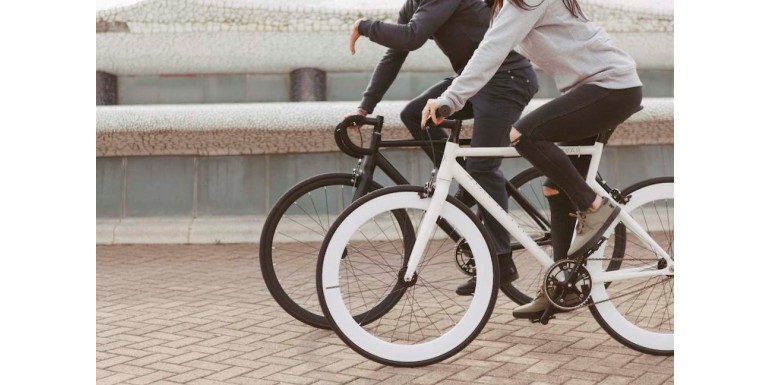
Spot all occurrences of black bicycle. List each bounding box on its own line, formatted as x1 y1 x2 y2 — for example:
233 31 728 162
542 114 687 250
259 115 631 329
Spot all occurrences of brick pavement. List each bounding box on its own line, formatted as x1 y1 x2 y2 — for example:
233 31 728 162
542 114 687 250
96 244 673 385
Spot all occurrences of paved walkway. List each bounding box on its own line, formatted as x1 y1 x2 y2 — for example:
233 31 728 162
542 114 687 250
97 244 674 385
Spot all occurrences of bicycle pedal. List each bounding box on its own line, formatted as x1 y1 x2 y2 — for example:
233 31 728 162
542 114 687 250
526 314 555 324
538 306 556 325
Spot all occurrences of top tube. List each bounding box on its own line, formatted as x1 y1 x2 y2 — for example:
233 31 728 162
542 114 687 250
454 143 605 158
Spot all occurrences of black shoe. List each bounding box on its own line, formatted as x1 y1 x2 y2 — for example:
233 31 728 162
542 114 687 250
456 277 476 296
498 252 520 283
456 252 519 296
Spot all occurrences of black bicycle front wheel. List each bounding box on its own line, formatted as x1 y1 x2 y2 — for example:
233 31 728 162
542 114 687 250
259 173 413 329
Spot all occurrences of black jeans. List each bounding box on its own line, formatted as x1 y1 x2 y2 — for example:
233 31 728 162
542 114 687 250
513 84 643 259
401 66 538 255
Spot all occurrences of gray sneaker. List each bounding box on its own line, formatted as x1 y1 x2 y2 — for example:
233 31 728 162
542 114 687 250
511 291 551 318
512 289 578 318
567 197 621 259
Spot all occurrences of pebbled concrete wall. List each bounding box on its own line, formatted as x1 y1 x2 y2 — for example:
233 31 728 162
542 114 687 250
96 0 674 75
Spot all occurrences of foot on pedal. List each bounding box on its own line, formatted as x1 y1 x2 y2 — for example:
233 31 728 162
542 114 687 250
566 197 620 259
512 291 551 319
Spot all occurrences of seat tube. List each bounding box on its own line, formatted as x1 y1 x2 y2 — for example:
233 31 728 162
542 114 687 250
585 143 603 185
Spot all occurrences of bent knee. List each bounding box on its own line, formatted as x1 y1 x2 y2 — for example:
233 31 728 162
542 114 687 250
542 185 560 197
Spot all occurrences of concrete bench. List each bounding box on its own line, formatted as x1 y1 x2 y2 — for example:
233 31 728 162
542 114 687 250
97 98 673 157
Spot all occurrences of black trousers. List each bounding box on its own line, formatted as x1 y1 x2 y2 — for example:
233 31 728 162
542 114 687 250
400 66 539 255
513 84 643 260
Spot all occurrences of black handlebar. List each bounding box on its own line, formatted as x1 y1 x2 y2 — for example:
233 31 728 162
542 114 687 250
335 115 463 158
437 104 452 118
334 115 383 157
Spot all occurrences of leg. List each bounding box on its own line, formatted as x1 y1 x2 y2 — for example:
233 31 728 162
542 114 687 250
543 138 593 261
467 68 535 256
511 85 643 210
400 77 474 167
511 85 643 318
455 67 538 296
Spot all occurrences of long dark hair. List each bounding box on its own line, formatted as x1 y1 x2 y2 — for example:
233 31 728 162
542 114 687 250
489 0 587 21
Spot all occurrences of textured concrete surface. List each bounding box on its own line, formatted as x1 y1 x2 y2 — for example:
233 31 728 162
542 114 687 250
96 0 673 75
96 31 673 76
96 243 674 385
96 98 674 157
116 69 673 105
95 144 673 244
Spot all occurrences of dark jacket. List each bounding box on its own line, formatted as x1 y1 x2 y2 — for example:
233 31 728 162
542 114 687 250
357 0 531 113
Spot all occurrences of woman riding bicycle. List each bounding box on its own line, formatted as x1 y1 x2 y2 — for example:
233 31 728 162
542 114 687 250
421 0 644 317
348 0 538 295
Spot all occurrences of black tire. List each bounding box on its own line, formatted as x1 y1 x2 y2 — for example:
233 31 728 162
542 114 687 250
501 167 626 304
259 173 413 329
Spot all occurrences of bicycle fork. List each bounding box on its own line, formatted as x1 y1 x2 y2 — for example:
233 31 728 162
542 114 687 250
402 177 452 282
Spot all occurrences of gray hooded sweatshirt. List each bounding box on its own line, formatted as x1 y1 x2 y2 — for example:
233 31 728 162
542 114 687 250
437 0 642 114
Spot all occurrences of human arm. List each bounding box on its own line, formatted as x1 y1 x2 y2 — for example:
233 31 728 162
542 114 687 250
353 3 413 114
357 0 461 51
433 0 547 115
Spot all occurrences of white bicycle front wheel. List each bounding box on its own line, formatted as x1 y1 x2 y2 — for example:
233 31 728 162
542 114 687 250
588 178 674 354
317 186 498 367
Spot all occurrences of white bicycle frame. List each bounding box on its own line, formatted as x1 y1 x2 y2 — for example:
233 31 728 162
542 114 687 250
402 141 674 285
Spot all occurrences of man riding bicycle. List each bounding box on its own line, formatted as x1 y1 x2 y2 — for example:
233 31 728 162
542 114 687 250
347 0 538 295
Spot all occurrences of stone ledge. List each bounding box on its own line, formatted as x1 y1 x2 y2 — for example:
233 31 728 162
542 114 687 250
96 98 674 157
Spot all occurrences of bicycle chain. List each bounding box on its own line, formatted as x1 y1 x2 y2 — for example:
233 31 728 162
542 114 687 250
558 258 673 311
540 254 672 312
589 276 673 307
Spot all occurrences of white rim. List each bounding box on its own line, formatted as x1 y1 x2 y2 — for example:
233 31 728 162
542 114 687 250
321 191 494 364
588 182 674 352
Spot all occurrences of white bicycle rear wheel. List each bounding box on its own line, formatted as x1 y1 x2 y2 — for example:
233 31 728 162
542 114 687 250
317 186 498 367
588 178 674 354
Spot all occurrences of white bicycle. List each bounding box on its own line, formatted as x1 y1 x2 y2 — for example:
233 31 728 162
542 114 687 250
316 118 674 367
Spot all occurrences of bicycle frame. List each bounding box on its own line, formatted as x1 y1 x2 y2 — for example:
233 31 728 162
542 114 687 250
402 140 675 285
337 117 552 232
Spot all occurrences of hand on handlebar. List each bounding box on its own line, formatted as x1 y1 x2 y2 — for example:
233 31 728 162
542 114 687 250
421 98 449 129
344 108 368 130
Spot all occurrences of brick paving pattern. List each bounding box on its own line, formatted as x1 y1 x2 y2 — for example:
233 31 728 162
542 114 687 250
97 244 673 385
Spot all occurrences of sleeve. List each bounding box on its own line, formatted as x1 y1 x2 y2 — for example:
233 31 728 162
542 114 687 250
358 4 412 113
357 0 461 51
437 0 546 114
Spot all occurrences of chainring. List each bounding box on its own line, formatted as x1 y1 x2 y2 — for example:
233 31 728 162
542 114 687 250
543 260 593 311
454 239 476 276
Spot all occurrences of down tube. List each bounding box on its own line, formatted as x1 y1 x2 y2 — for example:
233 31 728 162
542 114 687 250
450 161 553 267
